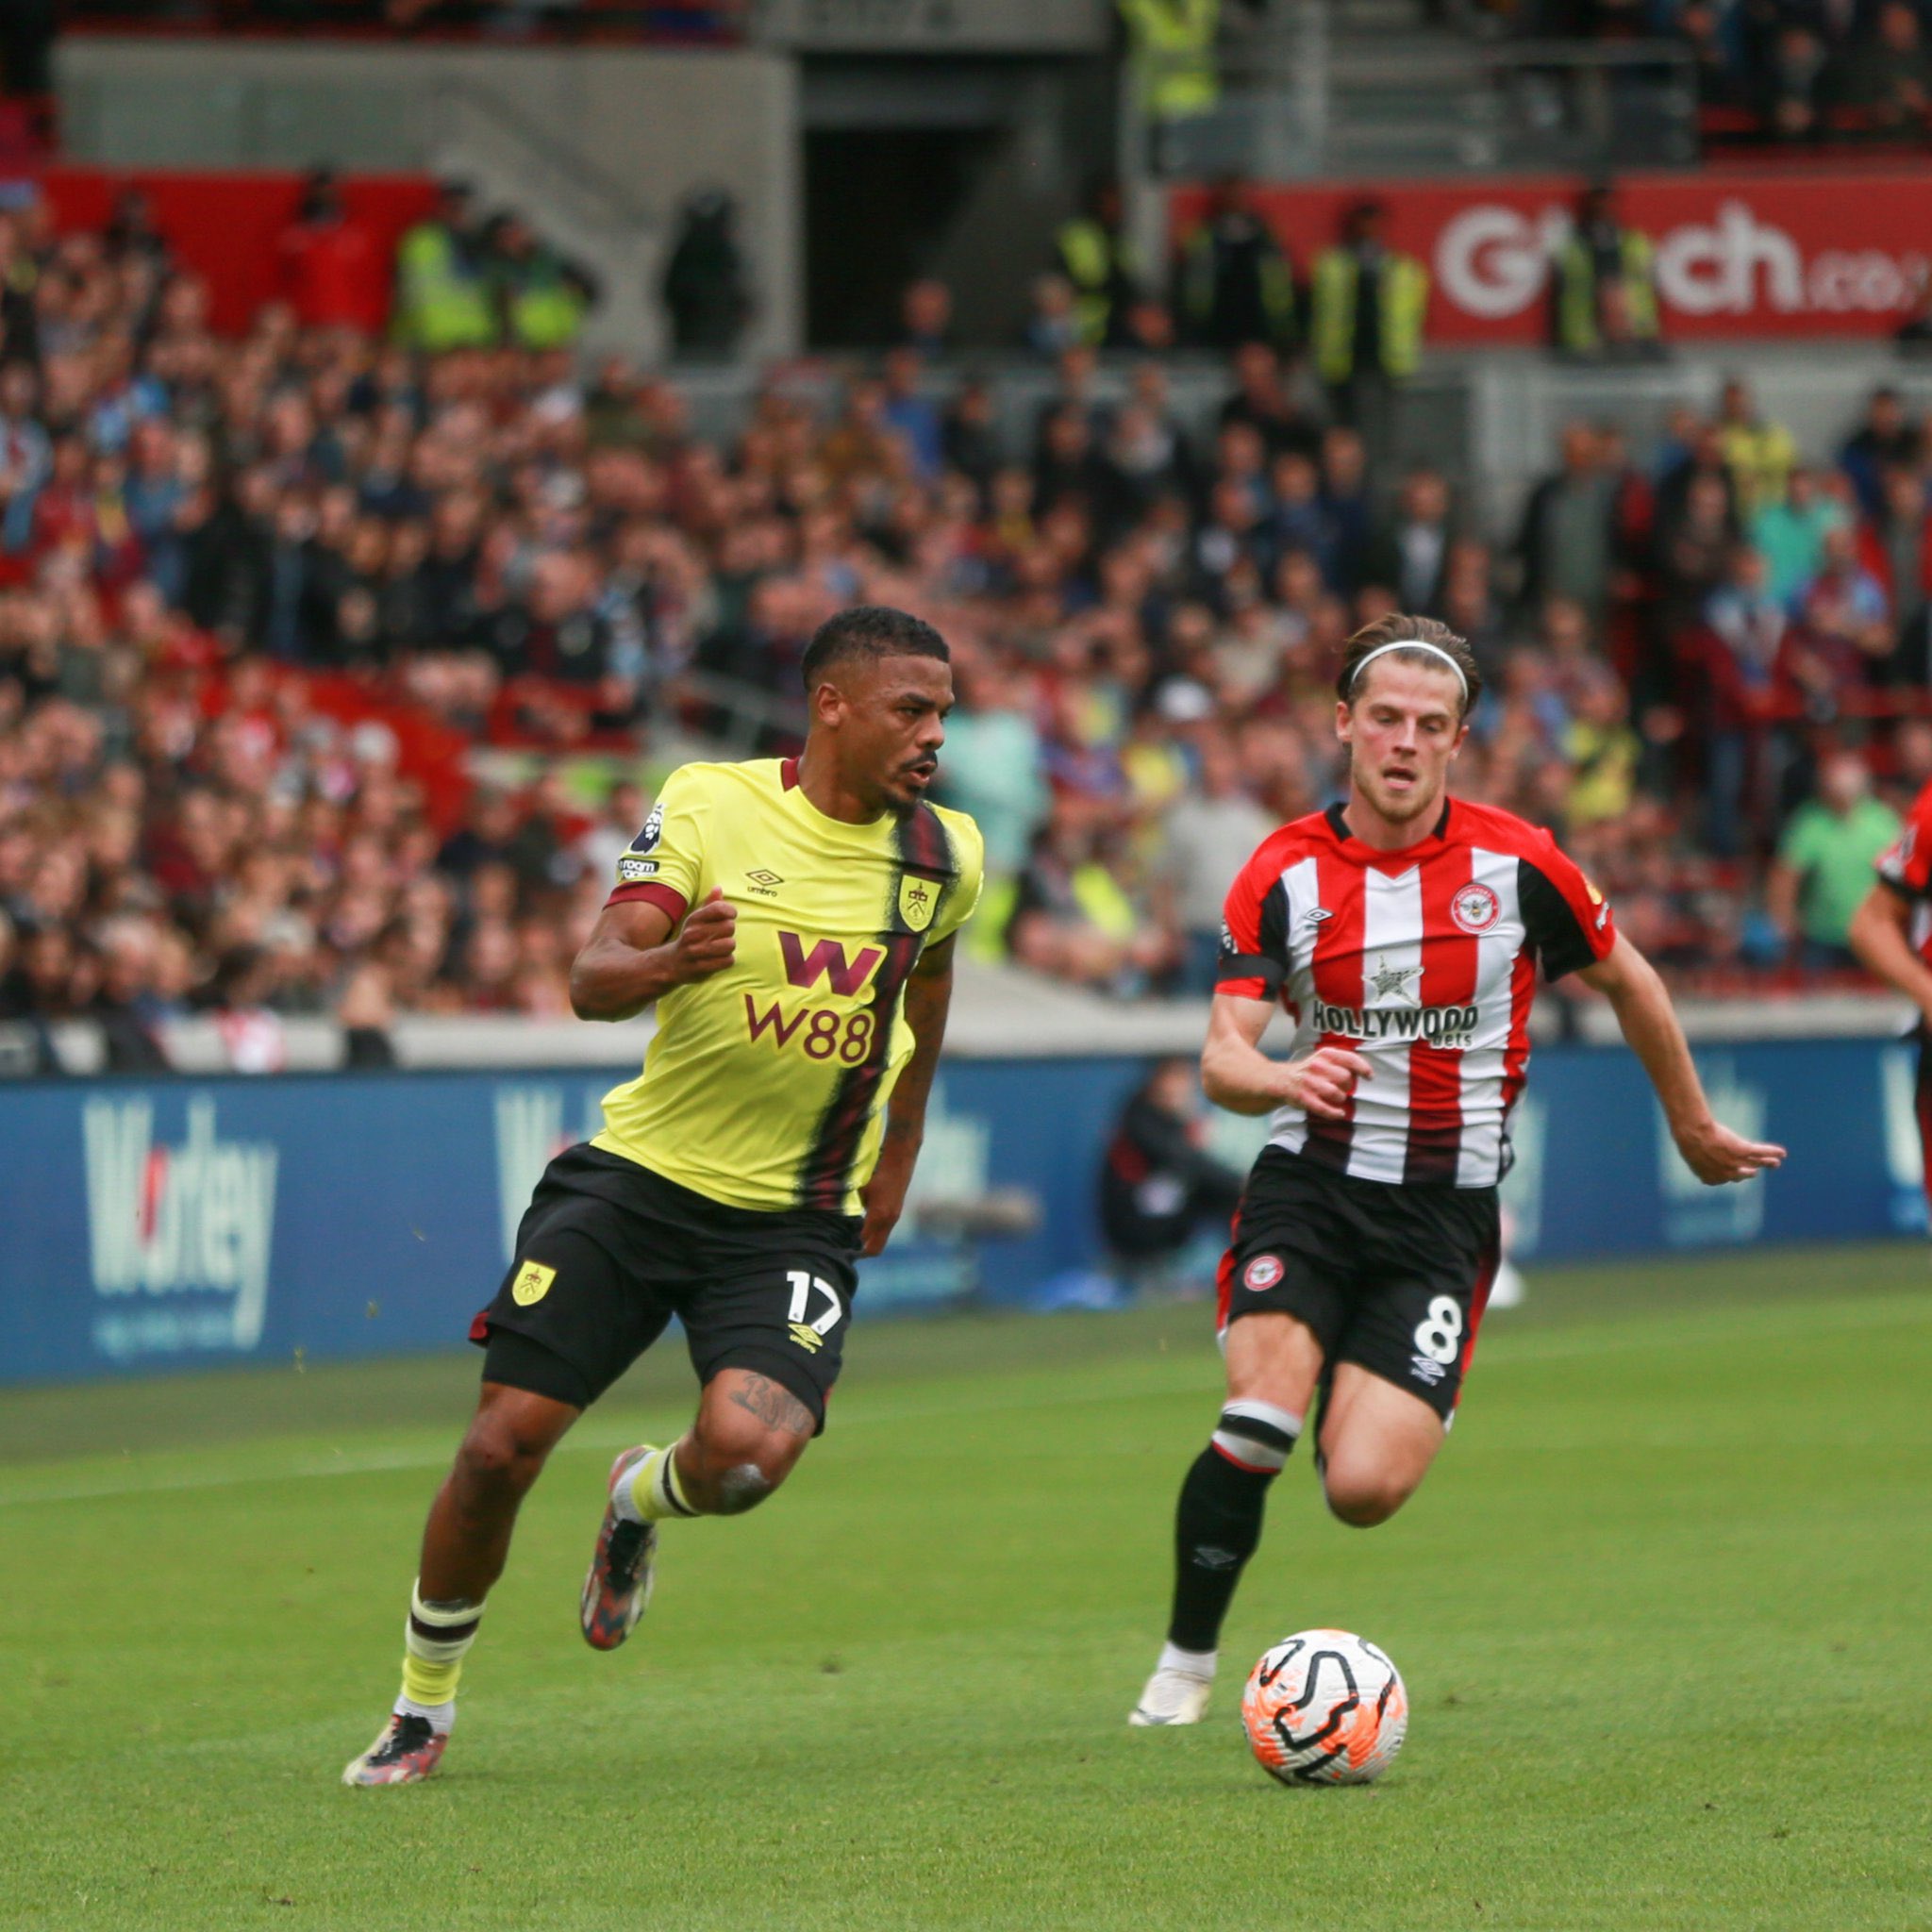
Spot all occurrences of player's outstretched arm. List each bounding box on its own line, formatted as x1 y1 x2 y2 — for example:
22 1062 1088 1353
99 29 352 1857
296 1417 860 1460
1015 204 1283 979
1577 932 1785 1186
1200 992 1373 1120
859 933 957 1257
1847 884 1932 1023
569 890 737 1022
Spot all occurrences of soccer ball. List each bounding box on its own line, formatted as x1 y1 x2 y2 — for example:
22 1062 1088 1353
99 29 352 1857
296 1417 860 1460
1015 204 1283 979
1241 1628 1408 1785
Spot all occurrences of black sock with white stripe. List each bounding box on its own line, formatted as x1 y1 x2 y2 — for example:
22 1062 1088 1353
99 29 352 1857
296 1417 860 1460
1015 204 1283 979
1165 1401 1301 1657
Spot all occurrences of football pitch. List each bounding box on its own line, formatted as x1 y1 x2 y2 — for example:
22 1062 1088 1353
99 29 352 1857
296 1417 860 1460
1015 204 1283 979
3 1243 1928 1932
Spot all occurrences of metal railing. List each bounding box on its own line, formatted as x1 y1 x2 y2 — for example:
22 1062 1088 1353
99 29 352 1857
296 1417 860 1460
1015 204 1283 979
1470 40 1698 173
1123 20 1698 181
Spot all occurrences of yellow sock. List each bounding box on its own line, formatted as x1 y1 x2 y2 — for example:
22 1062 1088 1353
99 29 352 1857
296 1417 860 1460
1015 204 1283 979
627 1444 697 1522
398 1581 484 1709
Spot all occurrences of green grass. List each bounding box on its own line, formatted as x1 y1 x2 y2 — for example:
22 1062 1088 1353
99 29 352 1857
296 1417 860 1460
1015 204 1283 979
3 1242 1929 1931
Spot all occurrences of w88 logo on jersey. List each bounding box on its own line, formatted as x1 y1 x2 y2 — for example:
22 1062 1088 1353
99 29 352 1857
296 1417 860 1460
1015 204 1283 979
742 992 875 1063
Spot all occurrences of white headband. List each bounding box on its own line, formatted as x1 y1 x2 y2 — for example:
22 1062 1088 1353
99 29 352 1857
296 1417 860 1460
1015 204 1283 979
1348 639 1469 704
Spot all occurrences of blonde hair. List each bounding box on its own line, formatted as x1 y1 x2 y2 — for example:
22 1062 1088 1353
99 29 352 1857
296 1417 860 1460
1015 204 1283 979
1337 615 1481 720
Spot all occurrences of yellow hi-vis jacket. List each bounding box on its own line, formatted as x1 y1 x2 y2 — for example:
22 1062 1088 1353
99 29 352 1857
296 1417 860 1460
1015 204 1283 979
1310 246 1429 384
1055 217 1133 347
1554 227 1659 354
392 223 497 352
1118 0 1220 119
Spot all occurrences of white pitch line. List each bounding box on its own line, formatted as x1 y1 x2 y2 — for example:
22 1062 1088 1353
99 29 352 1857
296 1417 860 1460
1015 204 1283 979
2 1292 1925 1509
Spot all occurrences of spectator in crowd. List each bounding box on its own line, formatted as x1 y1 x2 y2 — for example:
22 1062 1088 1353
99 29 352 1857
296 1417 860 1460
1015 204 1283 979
1551 182 1660 363
660 188 752 360
1676 0 1749 110
1563 662 1643 828
1308 198 1428 459
1157 730 1276 991
1695 542 1788 854
278 168 387 337
1824 0 1932 134
1364 467 1458 617
1518 421 1620 623
1175 180 1298 355
6 169 1932 1067
1218 341 1321 461
1024 274 1083 359
1757 22 1829 141
1750 464 1846 605
1717 377 1797 522
485 212 597 351
1098 1057 1244 1294
896 277 954 358
1767 750 1901 971
934 655 1049 906
1855 466 1932 652
1055 179 1143 351
1117 0 1222 125
1007 803 1179 996
1840 386 1920 520
391 180 495 353
1796 522 1892 680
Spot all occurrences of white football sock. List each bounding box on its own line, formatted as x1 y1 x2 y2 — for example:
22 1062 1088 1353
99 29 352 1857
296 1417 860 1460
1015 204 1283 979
393 1694 455 1736
1158 1641 1217 1681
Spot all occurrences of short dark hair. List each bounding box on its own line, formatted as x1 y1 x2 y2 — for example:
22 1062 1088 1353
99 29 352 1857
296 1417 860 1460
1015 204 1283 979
800 605 949 691
1336 614 1482 720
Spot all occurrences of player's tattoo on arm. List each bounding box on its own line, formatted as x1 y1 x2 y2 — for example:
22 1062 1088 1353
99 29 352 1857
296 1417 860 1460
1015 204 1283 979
727 1372 816 1439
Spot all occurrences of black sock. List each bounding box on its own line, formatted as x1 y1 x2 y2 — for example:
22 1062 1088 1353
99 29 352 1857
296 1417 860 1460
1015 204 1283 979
1166 1409 1297 1654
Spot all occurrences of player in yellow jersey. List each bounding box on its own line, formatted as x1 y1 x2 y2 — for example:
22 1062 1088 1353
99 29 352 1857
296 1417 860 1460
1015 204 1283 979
344 607 983 1786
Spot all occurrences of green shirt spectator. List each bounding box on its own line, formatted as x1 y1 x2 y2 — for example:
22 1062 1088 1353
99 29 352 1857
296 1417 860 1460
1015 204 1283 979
1769 754 1900 965
1748 468 1846 605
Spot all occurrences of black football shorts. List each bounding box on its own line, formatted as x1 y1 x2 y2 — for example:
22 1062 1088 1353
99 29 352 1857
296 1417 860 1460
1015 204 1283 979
471 1144 862 1431
1216 1145 1501 1422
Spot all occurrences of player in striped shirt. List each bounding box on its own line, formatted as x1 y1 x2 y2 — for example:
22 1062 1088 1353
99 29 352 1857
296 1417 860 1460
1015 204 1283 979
1848 772 1932 1209
1130 614 1783 1727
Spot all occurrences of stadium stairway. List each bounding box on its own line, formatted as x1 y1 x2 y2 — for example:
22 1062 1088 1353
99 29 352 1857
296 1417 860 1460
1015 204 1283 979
1324 0 1496 177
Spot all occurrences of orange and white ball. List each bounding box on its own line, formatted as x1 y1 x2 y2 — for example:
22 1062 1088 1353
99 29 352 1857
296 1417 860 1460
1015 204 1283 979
1241 1629 1408 1785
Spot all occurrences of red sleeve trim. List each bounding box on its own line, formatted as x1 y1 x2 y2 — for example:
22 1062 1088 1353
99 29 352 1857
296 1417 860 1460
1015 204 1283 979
604 882 690 922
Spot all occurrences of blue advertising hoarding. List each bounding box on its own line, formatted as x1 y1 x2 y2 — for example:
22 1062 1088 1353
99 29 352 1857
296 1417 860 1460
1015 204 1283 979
0 1037 1924 1387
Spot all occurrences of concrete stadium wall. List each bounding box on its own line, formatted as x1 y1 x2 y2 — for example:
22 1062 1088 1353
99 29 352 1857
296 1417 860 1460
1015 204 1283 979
54 36 801 361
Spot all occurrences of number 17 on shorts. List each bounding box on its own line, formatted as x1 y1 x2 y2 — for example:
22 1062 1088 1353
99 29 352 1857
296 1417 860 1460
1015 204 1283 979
786 1270 843 1355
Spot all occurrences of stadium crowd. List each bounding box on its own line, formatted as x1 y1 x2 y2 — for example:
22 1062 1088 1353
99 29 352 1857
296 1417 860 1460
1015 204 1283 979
0 177 1926 1068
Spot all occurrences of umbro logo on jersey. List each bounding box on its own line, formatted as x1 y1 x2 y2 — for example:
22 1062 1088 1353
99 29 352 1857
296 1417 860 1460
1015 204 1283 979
746 870 783 887
1301 906 1333 925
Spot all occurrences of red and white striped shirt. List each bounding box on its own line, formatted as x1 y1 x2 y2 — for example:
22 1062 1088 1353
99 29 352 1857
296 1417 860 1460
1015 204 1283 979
1875 775 1932 965
1216 798 1616 1189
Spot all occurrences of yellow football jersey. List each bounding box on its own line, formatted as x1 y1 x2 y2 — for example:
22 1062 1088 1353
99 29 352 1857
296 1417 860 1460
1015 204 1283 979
592 758 984 1214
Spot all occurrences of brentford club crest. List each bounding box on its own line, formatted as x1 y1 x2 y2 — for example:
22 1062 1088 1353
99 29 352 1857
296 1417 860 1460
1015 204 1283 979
1449 882 1502 935
1243 1255 1285 1292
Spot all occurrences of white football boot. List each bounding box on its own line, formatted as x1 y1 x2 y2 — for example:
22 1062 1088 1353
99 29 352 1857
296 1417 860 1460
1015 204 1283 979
1129 1664 1213 1727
